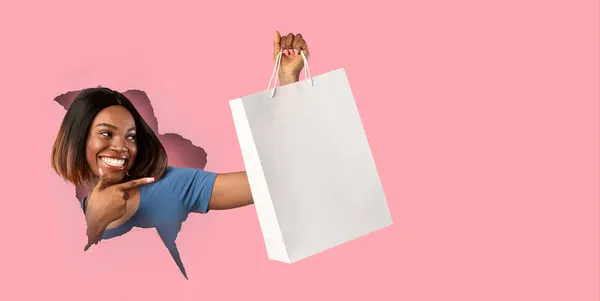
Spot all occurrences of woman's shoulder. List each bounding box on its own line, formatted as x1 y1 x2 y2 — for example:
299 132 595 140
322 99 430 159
153 166 217 184
139 167 195 196
139 166 218 212
161 166 204 178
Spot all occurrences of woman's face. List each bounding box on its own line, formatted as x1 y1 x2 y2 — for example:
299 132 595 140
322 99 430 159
86 105 138 184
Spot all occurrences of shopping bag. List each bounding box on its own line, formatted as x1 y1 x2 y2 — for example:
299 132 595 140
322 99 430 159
229 50 393 263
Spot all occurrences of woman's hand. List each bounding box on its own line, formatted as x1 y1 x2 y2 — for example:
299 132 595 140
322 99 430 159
83 168 154 251
273 31 310 85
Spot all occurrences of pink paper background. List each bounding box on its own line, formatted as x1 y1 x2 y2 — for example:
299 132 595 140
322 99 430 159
0 0 598 300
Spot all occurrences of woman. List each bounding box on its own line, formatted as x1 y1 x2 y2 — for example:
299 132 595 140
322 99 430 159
51 32 309 278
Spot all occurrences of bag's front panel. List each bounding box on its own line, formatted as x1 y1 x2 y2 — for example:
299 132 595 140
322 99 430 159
240 69 392 262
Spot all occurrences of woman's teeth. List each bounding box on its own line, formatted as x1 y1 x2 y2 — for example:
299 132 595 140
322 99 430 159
101 157 125 167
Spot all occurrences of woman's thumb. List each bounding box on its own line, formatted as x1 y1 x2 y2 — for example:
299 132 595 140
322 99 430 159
273 31 282 55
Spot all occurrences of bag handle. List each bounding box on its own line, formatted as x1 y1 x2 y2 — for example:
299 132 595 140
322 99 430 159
267 50 313 97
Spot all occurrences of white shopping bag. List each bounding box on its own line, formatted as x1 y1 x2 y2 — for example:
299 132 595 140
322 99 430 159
229 51 393 263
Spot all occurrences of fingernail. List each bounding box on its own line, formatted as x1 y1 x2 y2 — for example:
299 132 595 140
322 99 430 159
283 49 289 56
146 177 155 183
294 49 299 55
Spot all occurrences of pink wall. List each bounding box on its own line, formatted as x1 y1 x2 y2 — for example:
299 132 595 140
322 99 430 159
0 0 598 300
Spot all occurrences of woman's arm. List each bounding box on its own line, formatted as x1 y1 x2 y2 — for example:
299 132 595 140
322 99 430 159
208 172 254 210
279 73 299 86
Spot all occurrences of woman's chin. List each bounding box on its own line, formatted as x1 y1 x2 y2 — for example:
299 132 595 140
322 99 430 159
96 162 129 182
104 171 126 184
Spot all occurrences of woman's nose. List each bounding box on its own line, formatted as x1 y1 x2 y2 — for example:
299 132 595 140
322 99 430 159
110 138 129 151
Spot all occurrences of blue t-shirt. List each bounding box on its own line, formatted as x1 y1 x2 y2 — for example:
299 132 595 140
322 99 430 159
81 166 218 279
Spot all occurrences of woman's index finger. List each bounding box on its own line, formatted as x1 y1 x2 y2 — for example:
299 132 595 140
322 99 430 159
117 177 155 191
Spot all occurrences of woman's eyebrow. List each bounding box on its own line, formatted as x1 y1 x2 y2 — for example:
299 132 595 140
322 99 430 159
95 123 136 132
95 123 118 129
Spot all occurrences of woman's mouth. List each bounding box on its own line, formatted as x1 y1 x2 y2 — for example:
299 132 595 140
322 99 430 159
99 156 128 170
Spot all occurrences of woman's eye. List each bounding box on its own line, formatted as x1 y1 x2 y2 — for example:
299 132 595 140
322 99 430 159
100 132 111 138
127 135 137 141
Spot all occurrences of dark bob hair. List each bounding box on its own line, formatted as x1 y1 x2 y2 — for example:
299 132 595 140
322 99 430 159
51 87 168 187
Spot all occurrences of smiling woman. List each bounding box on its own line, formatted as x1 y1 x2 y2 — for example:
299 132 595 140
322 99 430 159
49 31 310 279
51 88 168 187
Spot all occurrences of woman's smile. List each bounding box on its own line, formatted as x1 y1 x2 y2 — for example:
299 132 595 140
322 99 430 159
99 156 128 170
